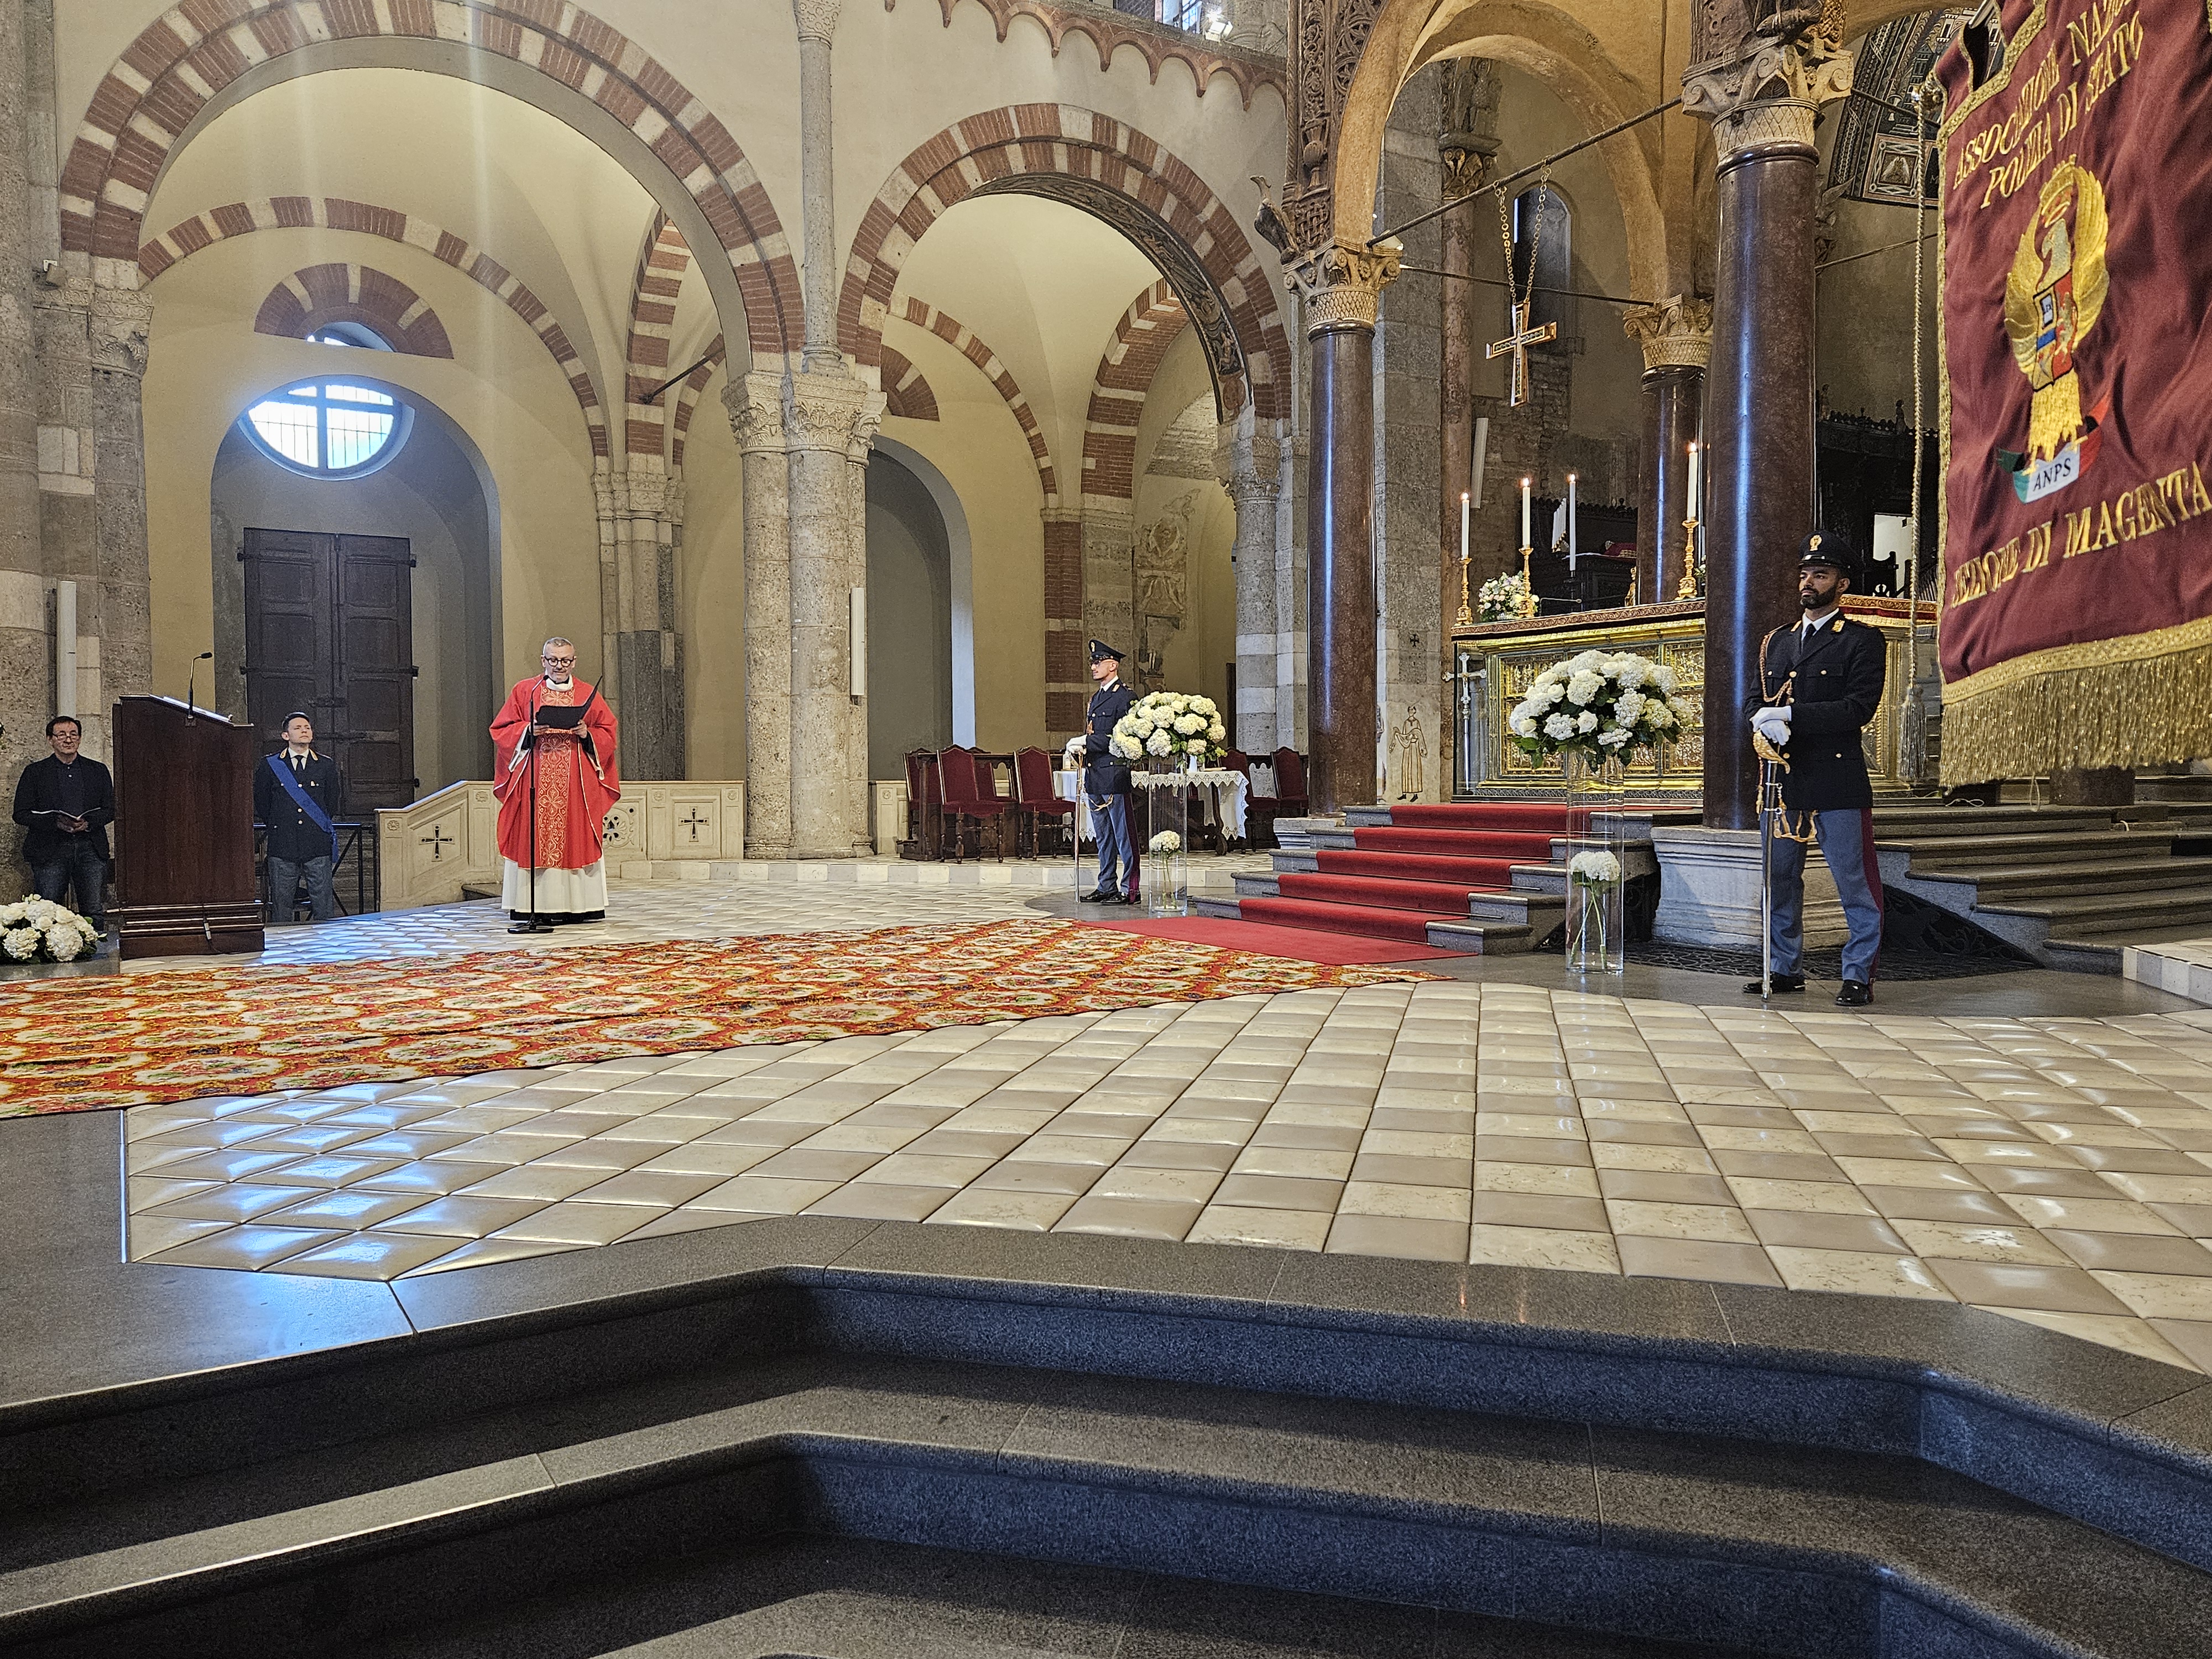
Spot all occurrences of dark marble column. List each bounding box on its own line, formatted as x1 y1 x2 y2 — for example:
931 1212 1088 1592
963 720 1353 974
1644 366 1703 602
1691 101 1824 831
1293 242 1399 817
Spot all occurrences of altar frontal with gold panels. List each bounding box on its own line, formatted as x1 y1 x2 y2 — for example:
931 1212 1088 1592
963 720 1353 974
1452 599 1934 797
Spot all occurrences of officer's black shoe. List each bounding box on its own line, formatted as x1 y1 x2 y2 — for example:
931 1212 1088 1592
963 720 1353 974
1836 980 1874 1006
1743 973 1806 995
1081 888 1117 903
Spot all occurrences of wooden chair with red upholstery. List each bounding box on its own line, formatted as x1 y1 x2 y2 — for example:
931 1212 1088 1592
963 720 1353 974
1013 746 1076 857
901 749 943 859
936 745 1011 862
1248 748 1310 850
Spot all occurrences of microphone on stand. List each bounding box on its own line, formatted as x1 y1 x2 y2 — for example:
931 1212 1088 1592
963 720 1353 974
186 652 213 718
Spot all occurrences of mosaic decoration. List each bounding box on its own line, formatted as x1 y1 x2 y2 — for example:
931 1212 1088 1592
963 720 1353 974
1828 11 1969 205
0 922 1435 1117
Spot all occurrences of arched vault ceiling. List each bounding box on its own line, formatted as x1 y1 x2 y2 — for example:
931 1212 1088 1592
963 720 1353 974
144 69 656 413
894 195 1164 503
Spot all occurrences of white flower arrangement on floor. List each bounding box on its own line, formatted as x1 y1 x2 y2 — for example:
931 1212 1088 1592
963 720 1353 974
0 898 102 963
1149 831 1182 855
1568 850 1621 888
1475 571 1531 622
1108 691 1228 766
1506 649 1695 764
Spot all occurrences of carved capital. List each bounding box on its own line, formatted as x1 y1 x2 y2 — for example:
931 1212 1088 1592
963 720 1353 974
89 281 154 376
781 368 872 454
792 0 842 43
663 477 688 527
1287 239 1402 334
624 465 671 518
1683 19 1852 160
1215 424 1285 501
1439 58 1503 197
1621 294 1715 372
845 389 887 463
724 371 788 454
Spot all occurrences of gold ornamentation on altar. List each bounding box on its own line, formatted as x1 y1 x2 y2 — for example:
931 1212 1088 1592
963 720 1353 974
1517 544 1538 618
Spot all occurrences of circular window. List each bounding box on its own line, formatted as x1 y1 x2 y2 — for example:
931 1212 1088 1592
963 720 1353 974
241 379 412 478
304 321 394 350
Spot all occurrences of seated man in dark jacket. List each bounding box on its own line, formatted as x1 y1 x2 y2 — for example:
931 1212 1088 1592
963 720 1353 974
253 712 345 922
12 715 113 930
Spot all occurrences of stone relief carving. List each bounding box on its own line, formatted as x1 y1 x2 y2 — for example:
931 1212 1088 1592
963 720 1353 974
1135 488 1203 682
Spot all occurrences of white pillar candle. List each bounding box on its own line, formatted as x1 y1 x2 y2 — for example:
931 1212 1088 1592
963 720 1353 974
1687 442 1700 521
1567 473 1578 570
1520 476 1531 548
1460 491 1469 562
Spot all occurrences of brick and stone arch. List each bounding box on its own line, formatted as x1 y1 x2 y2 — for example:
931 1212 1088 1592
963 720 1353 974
891 298 1057 504
143 197 609 456
879 347 938 421
65 0 802 366
1079 281 1187 515
838 105 1289 425
253 263 452 358
668 336 728 471
881 0 1286 110
624 215 693 462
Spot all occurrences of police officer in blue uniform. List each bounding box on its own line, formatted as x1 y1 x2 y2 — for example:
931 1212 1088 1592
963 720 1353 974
1746 534 1887 1005
1073 639 1140 904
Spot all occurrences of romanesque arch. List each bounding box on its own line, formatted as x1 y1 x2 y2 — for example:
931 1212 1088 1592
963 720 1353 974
64 0 802 365
891 298 1061 508
837 105 1291 422
141 197 611 457
253 264 452 359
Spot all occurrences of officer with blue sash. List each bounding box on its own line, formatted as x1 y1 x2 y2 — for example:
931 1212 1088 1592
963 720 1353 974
253 712 345 922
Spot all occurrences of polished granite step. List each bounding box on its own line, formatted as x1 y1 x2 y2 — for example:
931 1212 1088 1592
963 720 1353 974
2 1222 2209 1658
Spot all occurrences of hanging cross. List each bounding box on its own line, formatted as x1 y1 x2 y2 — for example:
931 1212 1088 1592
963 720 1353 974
419 825 454 862
1485 301 1557 408
680 808 709 842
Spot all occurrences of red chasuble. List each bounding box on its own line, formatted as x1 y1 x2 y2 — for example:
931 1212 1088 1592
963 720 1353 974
491 677 621 870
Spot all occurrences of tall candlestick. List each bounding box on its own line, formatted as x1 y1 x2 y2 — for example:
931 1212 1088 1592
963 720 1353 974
1455 491 1474 627
1520 476 1531 549
1459 490 1469 563
1566 473 1578 571
1686 441 1700 523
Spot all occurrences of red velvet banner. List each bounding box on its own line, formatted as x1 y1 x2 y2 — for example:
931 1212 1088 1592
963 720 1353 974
1937 0 2212 701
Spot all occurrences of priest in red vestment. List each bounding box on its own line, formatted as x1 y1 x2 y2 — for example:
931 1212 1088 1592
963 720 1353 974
491 637 621 922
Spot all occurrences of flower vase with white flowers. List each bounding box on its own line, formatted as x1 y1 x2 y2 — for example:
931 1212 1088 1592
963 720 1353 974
1475 571 1531 622
1566 849 1624 973
0 898 103 963
1506 649 1694 765
1108 692 1227 768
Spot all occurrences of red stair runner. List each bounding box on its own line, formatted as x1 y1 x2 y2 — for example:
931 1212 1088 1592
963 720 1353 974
1237 896 1441 945
1314 849 1521 886
1277 873 1494 915
1350 827 1557 860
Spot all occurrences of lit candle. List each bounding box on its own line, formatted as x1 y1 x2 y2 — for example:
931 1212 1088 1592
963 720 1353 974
1687 442 1701 522
1567 473 1578 570
1520 476 1532 549
1459 490 1470 564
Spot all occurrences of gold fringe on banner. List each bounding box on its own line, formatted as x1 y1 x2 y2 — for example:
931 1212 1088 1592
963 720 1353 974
1940 618 2212 784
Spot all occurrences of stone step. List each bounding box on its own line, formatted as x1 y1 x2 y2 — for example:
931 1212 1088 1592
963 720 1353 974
1877 829 2179 868
1907 854 2212 901
1870 805 2120 837
3 1225 2204 1659
1232 872 1564 935
1974 890 2212 931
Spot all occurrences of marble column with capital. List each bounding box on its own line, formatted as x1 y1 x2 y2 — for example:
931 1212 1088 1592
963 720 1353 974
1685 23 1851 830
1620 296 1713 607
613 462 686 780
0 0 47 813
1291 240 1399 816
1215 419 1284 755
783 372 874 858
727 372 792 859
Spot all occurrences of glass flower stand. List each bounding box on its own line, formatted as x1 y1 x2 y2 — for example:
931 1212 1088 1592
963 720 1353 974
1131 773 1194 916
1562 750 1627 976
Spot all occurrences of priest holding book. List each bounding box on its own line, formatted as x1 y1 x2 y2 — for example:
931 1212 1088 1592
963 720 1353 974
491 637 621 924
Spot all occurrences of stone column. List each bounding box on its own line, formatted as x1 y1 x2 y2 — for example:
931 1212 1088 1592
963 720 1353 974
1216 418 1283 754
727 371 792 858
1290 241 1399 816
0 0 47 804
845 388 884 832
1041 506 1085 742
783 369 872 858
1438 61 1500 794
1686 25 1850 830
592 463 621 703
793 0 843 374
614 462 685 779
1620 295 1712 606
88 269 150 708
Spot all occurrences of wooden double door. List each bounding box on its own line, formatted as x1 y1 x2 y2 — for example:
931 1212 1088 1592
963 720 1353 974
241 529 416 812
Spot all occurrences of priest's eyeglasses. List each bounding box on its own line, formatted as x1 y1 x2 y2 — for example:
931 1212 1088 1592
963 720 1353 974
541 653 577 667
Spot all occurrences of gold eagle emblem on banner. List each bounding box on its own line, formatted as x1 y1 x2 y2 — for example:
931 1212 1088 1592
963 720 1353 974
2004 160 2109 465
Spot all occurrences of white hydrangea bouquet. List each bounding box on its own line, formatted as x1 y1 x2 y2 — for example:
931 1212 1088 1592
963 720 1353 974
1 897 103 963
1475 570 1531 622
1507 649 1694 764
1109 691 1227 766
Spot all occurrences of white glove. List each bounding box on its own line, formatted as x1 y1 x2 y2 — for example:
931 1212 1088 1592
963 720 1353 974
1752 706 1791 746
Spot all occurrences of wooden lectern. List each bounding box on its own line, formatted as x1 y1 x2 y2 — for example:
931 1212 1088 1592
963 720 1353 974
113 696 266 959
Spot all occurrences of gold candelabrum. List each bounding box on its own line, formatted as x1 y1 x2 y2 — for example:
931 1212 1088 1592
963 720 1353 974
1455 543 1474 628
1517 545 1538 619
1675 515 1702 599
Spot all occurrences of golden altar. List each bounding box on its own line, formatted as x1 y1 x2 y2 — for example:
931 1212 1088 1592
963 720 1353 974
1450 597 1938 797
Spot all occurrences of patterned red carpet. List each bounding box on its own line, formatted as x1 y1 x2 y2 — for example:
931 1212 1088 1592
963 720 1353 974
0 920 1437 1116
